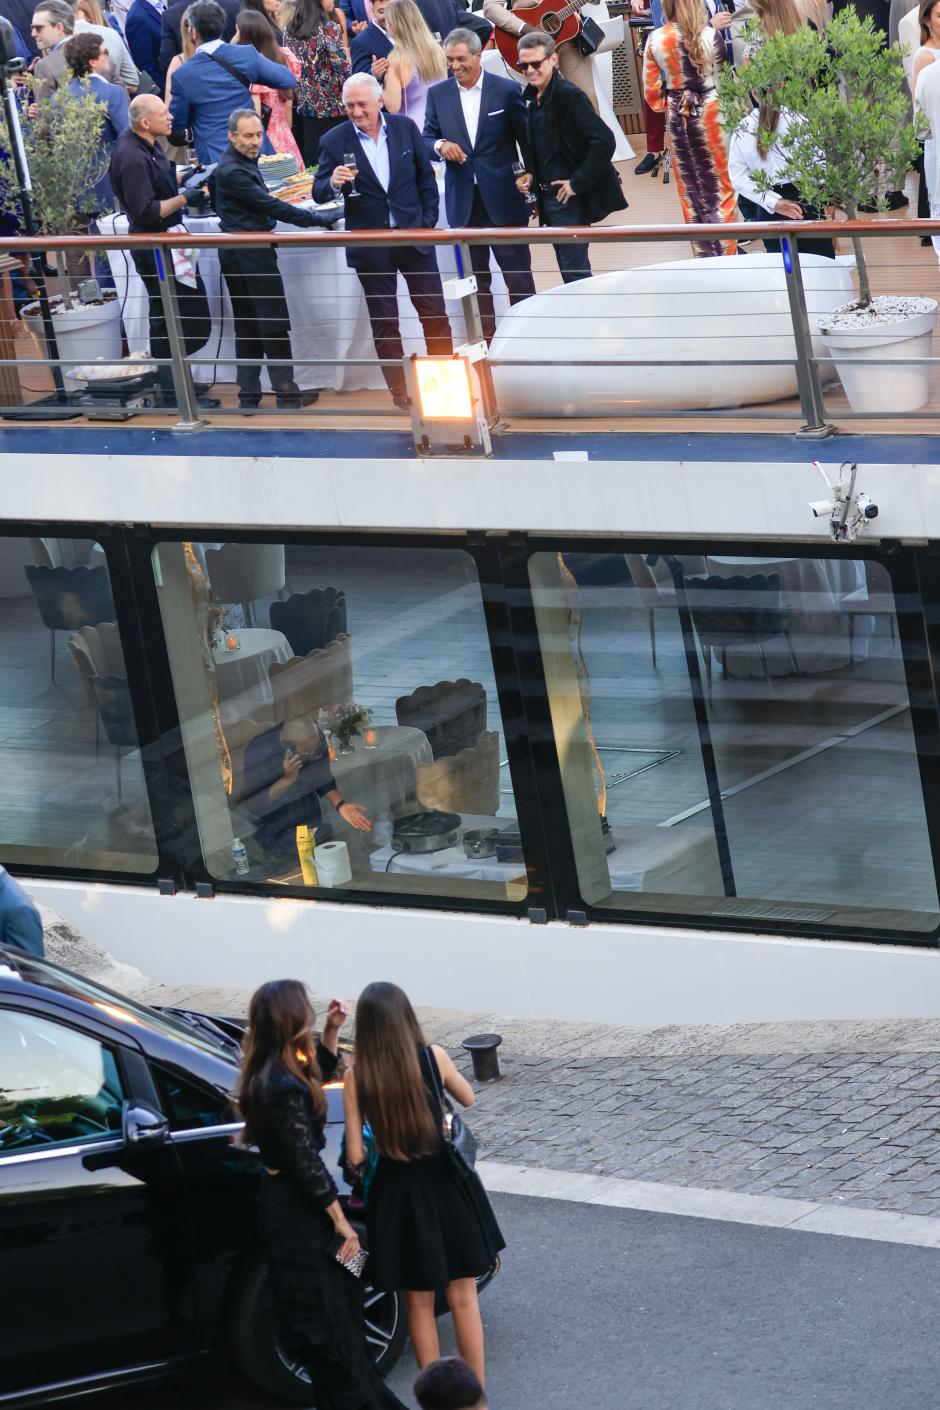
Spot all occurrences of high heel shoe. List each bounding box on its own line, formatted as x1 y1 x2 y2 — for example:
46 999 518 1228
634 151 660 175
649 152 665 179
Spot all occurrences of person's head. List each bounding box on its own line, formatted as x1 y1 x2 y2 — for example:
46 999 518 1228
187 0 226 43
75 0 106 25
661 0 713 74
285 0 331 39
371 0 388 23
385 0 446 81
414 1358 487 1410
280 715 324 762
179 4 198 56
228 105 265 155
238 0 278 24
751 0 801 36
921 0 940 43
351 981 436 1162
444 27 481 85
343 71 383 129
234 7 287 62
516 30 556 89
237 979 327 1142
64 28 107 73
129 91 173 139
31 0 74 51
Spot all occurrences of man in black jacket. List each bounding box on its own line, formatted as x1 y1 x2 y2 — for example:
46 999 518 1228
214 108 331 409
516 31 626 282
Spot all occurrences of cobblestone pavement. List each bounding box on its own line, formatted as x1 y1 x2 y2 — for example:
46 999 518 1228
459 1050 940 1217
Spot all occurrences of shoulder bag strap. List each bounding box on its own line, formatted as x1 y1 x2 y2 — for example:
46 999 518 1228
205 47 253 89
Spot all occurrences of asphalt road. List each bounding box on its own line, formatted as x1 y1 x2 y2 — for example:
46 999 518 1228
73 1191 940 1410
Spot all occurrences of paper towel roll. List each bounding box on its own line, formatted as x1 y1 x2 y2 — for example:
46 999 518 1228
315 840 352 887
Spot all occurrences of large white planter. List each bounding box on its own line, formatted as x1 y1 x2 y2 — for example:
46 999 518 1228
22 295 123 376
817 296 938 413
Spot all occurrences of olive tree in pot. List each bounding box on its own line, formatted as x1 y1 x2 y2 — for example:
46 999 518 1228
720 12 933 412
0 77 122 371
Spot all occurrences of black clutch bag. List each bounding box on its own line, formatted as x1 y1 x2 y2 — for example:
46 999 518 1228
575 15 605 53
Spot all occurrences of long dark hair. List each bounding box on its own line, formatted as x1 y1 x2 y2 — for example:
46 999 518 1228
920 0 940 44
352 981 436 1163
237 978 326 1141
286 0 331 40
235 8 289 64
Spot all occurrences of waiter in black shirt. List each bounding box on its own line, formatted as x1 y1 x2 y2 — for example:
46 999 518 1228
215 108 329 410
109 94 217 407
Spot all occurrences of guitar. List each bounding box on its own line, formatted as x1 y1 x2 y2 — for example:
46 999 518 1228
492 0 589 66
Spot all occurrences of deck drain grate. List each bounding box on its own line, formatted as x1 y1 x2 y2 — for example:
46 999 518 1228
712 903 836 923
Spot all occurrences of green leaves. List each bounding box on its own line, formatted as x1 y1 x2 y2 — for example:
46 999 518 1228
0 77 107 235
719 10 920 213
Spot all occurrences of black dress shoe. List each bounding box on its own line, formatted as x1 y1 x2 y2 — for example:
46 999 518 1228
196 394 221 409
885 190 909 210
275 389 320 408
238 396 262 410
634 151 660 175
922 234 933 245
391 392 412 412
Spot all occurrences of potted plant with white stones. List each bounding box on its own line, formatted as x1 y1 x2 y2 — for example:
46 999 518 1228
720 11 934 413
0 76 123 373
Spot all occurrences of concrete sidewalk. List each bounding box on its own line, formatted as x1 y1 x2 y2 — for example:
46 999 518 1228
39 911 940 1219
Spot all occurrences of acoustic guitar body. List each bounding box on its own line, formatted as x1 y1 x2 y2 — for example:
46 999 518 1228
492 3 583 65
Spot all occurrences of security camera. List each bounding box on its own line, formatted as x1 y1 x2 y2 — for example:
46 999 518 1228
856 493 878 521
810 499 833 518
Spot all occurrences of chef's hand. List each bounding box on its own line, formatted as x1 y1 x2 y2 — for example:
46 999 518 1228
552 178 575 203
337 801 372 831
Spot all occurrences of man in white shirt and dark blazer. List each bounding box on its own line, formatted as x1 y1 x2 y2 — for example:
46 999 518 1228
423 26 535 341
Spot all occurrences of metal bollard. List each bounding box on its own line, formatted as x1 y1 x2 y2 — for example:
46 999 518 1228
461 1032 503 1083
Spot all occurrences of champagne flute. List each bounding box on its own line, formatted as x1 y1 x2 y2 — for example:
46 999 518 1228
343 151 360 199
512 159 536 208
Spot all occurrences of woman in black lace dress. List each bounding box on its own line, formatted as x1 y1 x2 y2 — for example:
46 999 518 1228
343 982 504 1389
238 979 406 1410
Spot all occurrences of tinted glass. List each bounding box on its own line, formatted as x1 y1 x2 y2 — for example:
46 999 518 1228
153 1063 235 1130
0 1009 123 1152
530 551 939 933
0 534 157 873
153 540 526 904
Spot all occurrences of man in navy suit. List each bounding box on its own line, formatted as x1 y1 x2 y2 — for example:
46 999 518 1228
168 0 295 162
314 72 453 411
123 0 162 86
350 0 392 77
158 0 237 79
424 27 534 341
0 866 44 957
415 0 490 45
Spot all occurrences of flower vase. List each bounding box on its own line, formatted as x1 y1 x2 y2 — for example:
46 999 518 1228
336 737 355 756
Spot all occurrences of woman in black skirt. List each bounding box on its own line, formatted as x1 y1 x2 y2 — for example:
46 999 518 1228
343 982 504 1388
237 979 406 1410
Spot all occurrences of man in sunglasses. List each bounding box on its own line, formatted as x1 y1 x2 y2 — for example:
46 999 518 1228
515 32 626 282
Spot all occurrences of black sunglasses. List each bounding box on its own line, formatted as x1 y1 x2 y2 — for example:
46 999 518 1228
518 56 549 69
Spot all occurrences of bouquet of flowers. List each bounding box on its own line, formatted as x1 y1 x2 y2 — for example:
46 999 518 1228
319 702 374 751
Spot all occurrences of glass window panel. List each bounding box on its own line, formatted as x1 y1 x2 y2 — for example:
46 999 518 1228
153 540 526 904
0 535 158 873
152 1063 234 1131
0 1010 124 1152
530 550 939 934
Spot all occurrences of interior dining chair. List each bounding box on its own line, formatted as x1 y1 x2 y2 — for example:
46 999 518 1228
67 623 126 754
269 586 347 657
395 679 486 760
684 572 800 691
415 730 501 816
25 563 116 683
88 674 138 802
268 634 354 724
206 543 287 627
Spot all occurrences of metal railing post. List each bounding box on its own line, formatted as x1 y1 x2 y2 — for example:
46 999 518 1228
781 234 835 439
155 246 206 433
453 240 498 424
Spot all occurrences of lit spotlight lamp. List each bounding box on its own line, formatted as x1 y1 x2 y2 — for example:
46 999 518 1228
405 349 492 457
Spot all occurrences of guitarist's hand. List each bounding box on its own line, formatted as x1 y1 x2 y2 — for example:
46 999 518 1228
439 140 467 162
552 178 575 204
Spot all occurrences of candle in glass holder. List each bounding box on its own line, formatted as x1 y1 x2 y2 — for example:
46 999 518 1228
364 728 378 750
328 745 337 762
225 632 240 651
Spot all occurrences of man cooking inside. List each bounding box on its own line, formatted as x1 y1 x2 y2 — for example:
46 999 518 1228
242 714 371 874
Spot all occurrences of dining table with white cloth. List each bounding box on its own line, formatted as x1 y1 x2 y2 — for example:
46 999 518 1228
703 555 872 676
213 626 293 712
330 724 433 826
96 183 509 392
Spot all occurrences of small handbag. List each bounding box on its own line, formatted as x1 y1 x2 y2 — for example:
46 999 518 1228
425 1047 479 1171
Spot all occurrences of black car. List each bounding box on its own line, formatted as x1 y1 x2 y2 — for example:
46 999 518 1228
0 948 496 1406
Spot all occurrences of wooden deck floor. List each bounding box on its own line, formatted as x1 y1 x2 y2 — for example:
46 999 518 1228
6 152 940 437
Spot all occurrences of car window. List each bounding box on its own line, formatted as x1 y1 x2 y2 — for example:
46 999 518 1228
152 1063 236 1132
0 1010 124 1154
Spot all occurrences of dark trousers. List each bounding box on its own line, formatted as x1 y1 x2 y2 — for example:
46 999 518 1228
355 245 453 399
218 245 299 402
131 247 212 395
539 190 592 283
737 188 835 260
465 186 536 342
298 112 345 168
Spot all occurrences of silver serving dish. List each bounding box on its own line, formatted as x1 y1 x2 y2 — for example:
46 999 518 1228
463 828 499 859
391 810 461 854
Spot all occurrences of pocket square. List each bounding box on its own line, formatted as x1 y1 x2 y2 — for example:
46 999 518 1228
402 148 412 156
488 108 504 115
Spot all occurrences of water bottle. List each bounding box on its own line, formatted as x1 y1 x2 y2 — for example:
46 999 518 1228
232 837 250 876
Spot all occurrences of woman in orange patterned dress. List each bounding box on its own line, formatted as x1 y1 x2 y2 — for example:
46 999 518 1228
642 0 738 256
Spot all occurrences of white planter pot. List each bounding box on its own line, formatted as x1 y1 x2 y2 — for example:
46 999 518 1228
22 296 123 377
818 298 938 413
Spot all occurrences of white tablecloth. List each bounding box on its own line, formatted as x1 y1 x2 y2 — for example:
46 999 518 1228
213 626 292 710
332 723 433 825
704 555 871 676
97 184 509 391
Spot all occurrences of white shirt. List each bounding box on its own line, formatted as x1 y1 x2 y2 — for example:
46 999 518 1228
199 37 224 53
728 109 799 214
899 5 920 92
333 116 397 226
457 71 484 147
